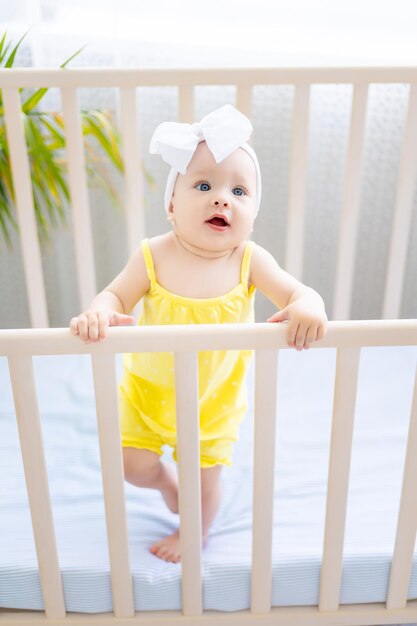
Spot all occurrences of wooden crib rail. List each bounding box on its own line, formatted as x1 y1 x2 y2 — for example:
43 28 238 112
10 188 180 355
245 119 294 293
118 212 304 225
1 320 417 625
2 67 417 327
0 319 416 356
2 67 417 88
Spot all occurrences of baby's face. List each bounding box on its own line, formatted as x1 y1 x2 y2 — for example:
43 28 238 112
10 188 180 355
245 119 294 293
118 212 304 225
168 141 257 253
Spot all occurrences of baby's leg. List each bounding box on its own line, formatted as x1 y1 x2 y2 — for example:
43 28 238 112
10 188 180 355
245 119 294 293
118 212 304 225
122 447 179 514
201 464 223 541
150 465 223 563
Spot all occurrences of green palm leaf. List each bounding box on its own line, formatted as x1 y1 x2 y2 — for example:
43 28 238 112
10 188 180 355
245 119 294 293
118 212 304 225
0 31 155 248
22 46 86 114
0 32 10 63
4 30 30 68
82 110 123 172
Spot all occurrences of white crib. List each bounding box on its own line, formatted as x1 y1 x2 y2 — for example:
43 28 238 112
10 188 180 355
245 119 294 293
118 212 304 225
0 67 417 625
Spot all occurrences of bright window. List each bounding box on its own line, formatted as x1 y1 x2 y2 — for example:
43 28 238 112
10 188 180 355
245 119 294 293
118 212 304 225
2 0 417 66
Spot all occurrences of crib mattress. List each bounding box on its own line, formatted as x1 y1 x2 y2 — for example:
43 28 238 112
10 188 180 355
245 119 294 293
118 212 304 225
1 344 417 613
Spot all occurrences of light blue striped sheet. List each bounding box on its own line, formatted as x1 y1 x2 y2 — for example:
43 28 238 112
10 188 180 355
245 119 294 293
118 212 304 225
1 345 417 613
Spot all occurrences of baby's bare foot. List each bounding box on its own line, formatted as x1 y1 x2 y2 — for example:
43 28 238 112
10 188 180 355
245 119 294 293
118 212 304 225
150 530 211 563
160 463 179 514
150 529 181 563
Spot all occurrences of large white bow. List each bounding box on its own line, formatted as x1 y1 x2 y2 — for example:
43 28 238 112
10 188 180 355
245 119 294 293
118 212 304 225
149 104 253 174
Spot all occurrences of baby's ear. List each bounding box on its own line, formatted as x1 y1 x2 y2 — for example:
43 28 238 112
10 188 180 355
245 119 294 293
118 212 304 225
167 199 175 221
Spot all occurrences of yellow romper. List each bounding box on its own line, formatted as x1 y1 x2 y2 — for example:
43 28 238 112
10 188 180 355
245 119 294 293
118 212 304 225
118 238 256 468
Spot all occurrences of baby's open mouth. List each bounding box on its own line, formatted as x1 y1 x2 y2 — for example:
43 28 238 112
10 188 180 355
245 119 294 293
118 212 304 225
206 216 229 227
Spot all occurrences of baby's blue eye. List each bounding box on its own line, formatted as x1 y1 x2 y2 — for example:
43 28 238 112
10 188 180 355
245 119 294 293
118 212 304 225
233 187 245 196
196 182 210 191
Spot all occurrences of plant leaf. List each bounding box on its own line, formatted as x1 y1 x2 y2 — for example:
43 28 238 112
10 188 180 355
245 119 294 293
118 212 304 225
0 195 14 248
0 148 14 200
0 32 154 247
38 114 66 152
60 46 86 69
4 29 30 68
82 111 123 172
25 116 68 223
0 33 11 64
0 175 17 225
21 45 85 113
21 88 49 114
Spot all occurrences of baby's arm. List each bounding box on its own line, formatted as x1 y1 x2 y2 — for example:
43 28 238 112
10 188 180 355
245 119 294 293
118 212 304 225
70 246 150 343
250 244 328 351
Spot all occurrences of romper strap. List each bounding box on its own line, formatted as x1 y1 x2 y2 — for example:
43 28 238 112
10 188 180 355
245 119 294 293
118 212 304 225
141 238 156 284
240 240 255 286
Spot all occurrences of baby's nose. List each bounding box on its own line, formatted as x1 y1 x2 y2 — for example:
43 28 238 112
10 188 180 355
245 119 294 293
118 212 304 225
212 198 230 207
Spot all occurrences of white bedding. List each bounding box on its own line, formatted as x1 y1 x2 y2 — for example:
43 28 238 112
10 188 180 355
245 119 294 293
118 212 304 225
1 344 417 613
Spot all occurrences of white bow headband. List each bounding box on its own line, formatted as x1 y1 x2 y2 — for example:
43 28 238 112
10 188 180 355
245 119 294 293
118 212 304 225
149 104 262 215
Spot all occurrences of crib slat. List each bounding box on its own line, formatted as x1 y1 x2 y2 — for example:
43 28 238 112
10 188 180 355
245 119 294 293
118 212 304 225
286 84 311 280
174 351 203 616
7 355 66 618
2 87 49 328
383 83 417 319
386 361 417 609
61 87 96 311
319 347 361 611
119 87 145 255
333 84 369 321
251 349 279 614
179 86 194 122
91 353 134 618
237 85 253 122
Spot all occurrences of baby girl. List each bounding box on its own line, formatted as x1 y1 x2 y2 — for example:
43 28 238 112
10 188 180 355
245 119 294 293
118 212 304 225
70 104 328 564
